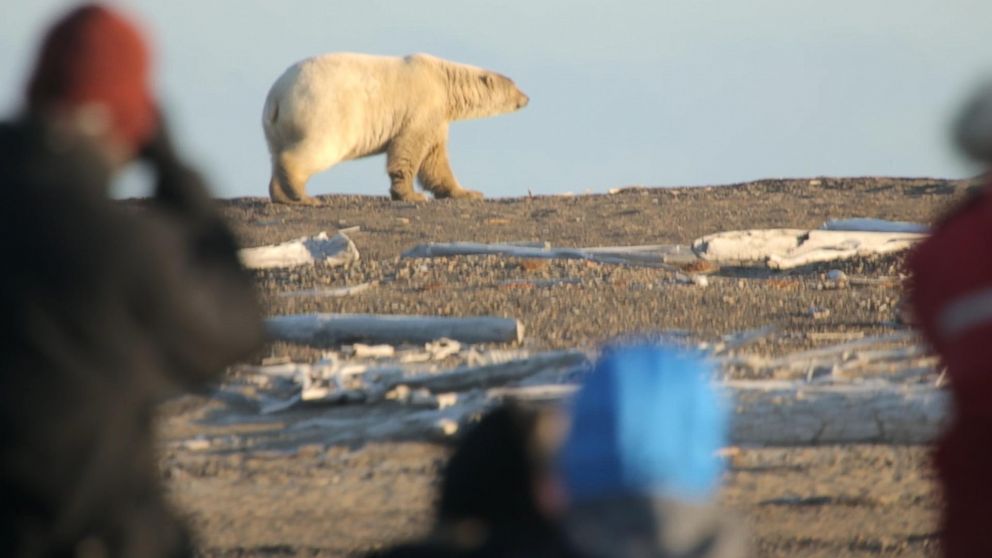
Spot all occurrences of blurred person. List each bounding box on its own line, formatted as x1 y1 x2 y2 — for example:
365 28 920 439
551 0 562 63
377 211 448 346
907 81 992 557
0 4 263 557
557 344 747 558
370 403 578 558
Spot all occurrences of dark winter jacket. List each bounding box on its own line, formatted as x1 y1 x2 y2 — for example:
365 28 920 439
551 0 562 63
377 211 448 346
0 115 264 558
906 181 992 557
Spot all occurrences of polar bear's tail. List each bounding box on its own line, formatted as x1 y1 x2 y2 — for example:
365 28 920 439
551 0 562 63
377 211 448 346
261 89 283 153
264 95 280 128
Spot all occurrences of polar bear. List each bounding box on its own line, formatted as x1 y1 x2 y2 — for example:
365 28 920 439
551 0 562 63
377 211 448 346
262 53 529 204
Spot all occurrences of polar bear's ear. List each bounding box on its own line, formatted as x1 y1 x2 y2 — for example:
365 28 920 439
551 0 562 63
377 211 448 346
481 74 496 88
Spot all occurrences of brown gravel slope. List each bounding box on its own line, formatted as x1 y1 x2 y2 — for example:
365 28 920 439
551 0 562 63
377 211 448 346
164 177 972 557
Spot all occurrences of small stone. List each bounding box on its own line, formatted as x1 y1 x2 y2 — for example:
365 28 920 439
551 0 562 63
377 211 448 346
519 259 549 272
808 305 831 319
296 444 323 458
826 269 849 288
349 343 395 359
437 419 459 437
261 355 292 366
435 393 458 409
385 385 411 401
675 274 708 287
182 438 211 451
409 388 436 406
680 260 719 274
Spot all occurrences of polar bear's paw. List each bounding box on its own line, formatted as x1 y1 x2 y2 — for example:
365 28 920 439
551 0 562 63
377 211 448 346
437 188 484 200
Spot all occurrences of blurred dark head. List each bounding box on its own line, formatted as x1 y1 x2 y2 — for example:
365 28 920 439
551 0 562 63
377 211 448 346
26 3 157 159
438 404 562 530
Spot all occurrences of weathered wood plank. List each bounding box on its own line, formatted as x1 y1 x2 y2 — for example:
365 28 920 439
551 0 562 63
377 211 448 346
265 314 524 347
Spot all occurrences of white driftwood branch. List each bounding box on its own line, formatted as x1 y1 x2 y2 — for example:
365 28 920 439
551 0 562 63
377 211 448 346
484 379 950 445
239 231 359 270
265 313 525 346
278 282 374 298
221 350 950 446
709 325 778 354
394 350 589 393
720 332 922 374
287 395 486 444
692 229 925 269
238 350 589 412
821 218 928 234
287 380 949 446
221 326 949 446
488 384 579 403
726 380 949 445
401 242 686 270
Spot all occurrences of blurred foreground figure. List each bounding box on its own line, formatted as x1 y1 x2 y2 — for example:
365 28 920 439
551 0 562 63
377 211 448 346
370 403 578 558
558 345 747 558
908 83 992 557
0 4 263 557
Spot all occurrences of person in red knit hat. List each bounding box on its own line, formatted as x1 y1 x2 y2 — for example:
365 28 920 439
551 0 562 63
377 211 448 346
25 3 158 161
0 4 263 557
907 82 992 557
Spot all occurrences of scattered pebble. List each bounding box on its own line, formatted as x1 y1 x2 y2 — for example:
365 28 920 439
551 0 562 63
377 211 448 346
435 393 458 410
808 306 831 319
182 438 211 452
826 269 849 288
675 273 709 287
436 419 459 437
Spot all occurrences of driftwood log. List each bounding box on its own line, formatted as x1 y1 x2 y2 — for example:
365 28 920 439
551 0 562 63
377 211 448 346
727 380 949 445
395 350 588 393
277 282 375 298
265 313 525 346
239 232 359 270
692 229 925 270
402 242 692 269
286 380 950 446
494 379 949 445
212 334 949 447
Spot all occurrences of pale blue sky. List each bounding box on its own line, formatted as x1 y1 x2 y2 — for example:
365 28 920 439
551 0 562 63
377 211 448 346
2 0 991 198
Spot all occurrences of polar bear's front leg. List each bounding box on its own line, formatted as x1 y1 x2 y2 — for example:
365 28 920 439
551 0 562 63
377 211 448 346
418 138 483 200
386 134 430 202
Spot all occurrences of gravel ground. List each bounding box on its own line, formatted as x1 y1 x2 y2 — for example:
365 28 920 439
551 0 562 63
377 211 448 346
162 176 974 557
163 439 938 558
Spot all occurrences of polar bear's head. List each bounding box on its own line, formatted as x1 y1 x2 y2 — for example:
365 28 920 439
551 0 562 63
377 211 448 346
415 53 528 121
479 72 529 114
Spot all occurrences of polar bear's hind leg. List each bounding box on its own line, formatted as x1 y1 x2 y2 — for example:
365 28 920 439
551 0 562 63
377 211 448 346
268 152 320 206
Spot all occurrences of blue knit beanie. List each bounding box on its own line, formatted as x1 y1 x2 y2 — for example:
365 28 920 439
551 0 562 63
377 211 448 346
559 344 727 503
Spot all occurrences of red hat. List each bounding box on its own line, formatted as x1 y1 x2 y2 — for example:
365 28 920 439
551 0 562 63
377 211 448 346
26 3 157 150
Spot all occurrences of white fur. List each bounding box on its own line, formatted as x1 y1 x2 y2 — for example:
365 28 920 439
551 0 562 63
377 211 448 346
261 52 528 203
